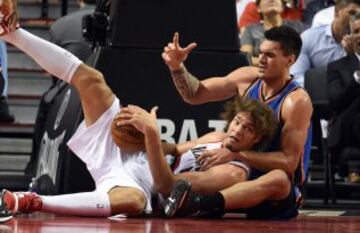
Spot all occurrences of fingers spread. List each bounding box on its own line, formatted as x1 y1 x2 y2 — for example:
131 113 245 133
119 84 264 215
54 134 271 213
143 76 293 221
150 106 159 117
185 42 197 53
197 151 209 164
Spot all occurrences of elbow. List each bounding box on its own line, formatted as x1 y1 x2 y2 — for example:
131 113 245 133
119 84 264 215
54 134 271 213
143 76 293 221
182 96 201 105
77 67 106 88
284 159 299 176
182 95 209 105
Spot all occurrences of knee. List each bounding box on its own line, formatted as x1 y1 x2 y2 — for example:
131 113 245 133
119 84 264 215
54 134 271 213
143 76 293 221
125 191 146 216
268 169 291 195
109 188 146 216
227 166 248 184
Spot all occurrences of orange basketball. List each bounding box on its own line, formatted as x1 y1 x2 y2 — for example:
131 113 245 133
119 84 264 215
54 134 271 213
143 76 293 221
111 117 145 151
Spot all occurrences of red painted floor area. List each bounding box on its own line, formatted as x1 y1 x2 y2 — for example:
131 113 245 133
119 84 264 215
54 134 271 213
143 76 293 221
1 213 360 233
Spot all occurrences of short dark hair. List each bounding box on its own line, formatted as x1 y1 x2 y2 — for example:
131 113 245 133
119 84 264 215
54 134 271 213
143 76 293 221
336 0 360 10
264 25 302 60
221 97 278 149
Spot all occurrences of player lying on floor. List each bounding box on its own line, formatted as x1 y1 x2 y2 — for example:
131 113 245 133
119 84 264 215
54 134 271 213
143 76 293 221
0 0 277 221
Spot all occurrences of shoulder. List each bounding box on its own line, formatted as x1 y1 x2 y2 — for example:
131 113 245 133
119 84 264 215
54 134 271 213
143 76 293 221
242 23 263 38
228 66 258 78
301 25 326 38
198 131 226 144
227 66 259 83
282 88 312 119
225 66 259 95
284 20 306 32
328 53 355 69
246 23 263 31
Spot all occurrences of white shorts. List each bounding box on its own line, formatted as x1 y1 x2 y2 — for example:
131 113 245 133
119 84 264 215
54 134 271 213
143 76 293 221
67 98 154 214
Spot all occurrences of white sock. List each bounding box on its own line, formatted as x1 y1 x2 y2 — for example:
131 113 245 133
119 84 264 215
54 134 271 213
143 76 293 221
40 191 112 217
1 28 82 83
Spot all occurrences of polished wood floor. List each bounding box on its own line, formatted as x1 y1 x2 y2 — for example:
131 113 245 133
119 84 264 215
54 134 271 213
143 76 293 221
1 213 359 233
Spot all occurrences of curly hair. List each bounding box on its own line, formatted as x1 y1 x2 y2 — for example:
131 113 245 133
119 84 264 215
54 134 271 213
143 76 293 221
220 97 278 149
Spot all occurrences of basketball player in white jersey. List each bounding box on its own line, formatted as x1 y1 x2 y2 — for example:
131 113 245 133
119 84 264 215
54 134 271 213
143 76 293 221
0 0 277 221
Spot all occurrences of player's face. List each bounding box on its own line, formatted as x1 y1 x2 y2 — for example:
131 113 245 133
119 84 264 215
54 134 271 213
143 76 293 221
258 40 294 80
223 112 262 152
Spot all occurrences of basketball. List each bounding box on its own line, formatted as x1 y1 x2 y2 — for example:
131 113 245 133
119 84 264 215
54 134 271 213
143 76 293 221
111 117 145 151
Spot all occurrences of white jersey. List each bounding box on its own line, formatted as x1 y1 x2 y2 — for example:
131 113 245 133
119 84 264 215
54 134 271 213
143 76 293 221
173 142 250 176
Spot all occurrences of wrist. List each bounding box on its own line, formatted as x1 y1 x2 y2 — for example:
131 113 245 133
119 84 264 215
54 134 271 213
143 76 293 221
169 63 184 72
144 124 160 138
234 151 246 161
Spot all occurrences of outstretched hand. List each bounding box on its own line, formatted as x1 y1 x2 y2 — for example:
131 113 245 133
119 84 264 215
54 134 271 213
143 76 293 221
115 105 159 134
162 32 197 71
0 0 19 36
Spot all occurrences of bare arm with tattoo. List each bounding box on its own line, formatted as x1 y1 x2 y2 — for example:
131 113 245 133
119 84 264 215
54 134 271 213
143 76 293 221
162 32 258 104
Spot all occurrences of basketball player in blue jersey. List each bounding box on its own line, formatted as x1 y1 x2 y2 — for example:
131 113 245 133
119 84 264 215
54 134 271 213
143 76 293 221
162 26 313 219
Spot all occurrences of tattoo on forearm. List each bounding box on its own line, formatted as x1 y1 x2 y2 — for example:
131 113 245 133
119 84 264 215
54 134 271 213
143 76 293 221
170 67 200 99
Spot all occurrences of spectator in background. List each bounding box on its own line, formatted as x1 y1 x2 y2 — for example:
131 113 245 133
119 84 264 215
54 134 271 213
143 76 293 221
327 11 360 183
311 5 335 28
0 39 14 123
238 0 302 35
290 0 360 86
303 0 335 26
240 0 306 66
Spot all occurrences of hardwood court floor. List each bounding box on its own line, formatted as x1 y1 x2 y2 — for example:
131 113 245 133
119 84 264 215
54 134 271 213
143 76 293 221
1 212 360 233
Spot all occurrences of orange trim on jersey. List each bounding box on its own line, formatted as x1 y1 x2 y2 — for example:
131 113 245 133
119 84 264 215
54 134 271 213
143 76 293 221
259 78 293 104
242 77 260 100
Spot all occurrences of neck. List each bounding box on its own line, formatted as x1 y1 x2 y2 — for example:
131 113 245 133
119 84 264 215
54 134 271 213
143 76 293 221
263 13 282 29
332 21 346 43
261 74 290 99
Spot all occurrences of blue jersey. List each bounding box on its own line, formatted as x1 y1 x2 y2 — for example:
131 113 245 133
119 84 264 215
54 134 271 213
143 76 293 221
244 78 312 189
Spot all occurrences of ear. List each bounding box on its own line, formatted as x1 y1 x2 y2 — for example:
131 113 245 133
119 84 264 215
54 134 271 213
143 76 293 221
254 134 262 144
288 54 296 66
